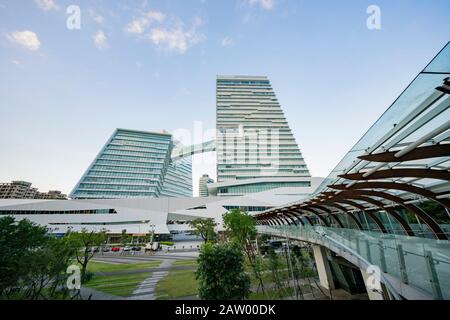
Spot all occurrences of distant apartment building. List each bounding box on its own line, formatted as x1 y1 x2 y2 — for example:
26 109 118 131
70 128 192 199
0 181 66 199
199 174 214 197
36 190 68 200
0 181 37 199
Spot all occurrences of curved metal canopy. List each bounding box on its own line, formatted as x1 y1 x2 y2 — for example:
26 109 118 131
255 42 450 241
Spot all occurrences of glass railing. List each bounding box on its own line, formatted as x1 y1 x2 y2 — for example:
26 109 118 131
257 225 450 300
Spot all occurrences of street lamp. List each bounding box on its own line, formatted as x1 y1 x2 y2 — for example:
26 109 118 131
148 223 155 244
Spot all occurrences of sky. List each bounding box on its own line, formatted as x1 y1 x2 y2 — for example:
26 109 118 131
0 0 449 196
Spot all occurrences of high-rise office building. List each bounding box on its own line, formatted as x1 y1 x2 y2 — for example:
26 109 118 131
199 174 214 197
161 157 193 198
70 129 192 199
213 75 311 196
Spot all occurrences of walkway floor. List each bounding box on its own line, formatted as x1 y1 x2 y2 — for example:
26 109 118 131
80 286 123 300
127 259 173 300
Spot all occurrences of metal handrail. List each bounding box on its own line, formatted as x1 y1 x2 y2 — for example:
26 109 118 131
258 225 450 299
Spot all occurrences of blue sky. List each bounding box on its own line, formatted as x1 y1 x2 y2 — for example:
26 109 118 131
0 0 449 196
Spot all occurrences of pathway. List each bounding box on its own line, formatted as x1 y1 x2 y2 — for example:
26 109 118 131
80 286 123 300
127 259 173 300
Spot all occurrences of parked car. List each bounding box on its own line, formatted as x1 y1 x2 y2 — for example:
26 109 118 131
102 247 110 252
111 247 121 252
123 246 131 252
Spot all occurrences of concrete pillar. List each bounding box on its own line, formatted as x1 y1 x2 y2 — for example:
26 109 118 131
312 245 335 290
360 267 385 300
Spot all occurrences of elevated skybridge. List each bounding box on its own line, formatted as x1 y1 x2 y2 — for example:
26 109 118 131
254 42 450 299
171 140 216 160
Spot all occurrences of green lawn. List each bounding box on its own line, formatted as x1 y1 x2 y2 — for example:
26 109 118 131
172 259 198 267
248 257 289 271
250 269 291 286
155 270 198 299
85 272 152 297
85 260 162 273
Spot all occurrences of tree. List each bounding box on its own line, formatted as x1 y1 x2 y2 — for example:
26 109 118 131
22 236 76 300
120 230 132 246
196 242 250 300
0 217 78 300
418 201 450 224
223 209 257 245
66 229 107 282
0 217 46 296
189 218 217 243
222 209 266 294
267 247 285 298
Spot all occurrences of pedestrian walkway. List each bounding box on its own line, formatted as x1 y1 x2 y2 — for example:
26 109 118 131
128 260 173 300
80 286 123 300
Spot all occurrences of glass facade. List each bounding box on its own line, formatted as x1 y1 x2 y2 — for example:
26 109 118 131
160 157 193 198
70 129 192 199
199 174 214 197
218 181 311 195
223 205 273 212
0 209 117 215
216 75 312 195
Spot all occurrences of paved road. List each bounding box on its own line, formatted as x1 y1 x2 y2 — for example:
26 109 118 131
93 251 199 263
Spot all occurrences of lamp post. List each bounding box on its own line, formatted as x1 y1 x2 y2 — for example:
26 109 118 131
149 223 155 244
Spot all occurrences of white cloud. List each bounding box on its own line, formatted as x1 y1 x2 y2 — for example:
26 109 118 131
88 9 105 24
126 17 150 34
11 59 21 65
34 0 59 11
93 30 108 49
125 10 166 34
126 9 205 54
146 11 166 23
221 36 234 47
246 0 276 10
94 15 105 24
7 31 41 51
147 16 205 54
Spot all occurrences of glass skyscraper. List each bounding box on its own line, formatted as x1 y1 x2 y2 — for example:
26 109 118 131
161 156 193 198
199 174 214 197
70 129 192 199
214 75 311 196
